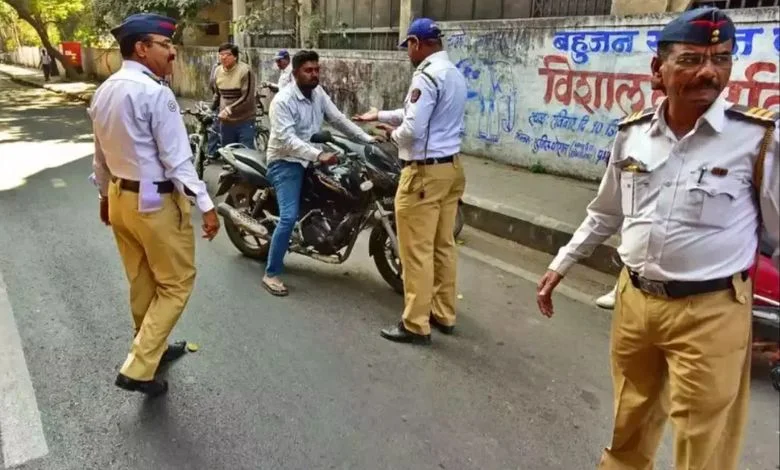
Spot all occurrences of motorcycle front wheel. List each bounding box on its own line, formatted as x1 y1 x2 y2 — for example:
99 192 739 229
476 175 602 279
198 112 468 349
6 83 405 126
223 192 272 261
369 223 404 295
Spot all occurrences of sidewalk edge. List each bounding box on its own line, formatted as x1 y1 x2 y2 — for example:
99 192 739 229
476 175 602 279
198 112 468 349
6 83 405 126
0 69 92 104
460 196 623 276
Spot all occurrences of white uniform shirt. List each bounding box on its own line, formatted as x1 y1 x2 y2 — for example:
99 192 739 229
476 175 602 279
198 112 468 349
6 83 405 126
277 63 293 91
89 61 213 213
378 51 467 161
550 97 780 281
266 83 374 167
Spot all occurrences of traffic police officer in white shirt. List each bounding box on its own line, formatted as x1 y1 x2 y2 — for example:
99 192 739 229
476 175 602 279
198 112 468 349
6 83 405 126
89 13 220 397
354 18 468 345
536 7 779 470
264 49 293 93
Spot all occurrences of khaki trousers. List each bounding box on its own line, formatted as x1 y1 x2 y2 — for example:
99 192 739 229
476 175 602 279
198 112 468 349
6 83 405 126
108 180 196 381
599 268 752 470
395 157 466 335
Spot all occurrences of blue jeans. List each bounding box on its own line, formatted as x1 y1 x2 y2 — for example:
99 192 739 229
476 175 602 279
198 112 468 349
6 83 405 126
220 120 256 149
265 160 305 277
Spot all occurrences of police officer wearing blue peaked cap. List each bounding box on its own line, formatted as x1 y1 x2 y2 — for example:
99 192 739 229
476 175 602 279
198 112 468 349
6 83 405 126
89 12 220 397
354 18 468 345
539 6 779 469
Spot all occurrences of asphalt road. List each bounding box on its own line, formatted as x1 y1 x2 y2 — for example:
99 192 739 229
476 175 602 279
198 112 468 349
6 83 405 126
0 75 777 470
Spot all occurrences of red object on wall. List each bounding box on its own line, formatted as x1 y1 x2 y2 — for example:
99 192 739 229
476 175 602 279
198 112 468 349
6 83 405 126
60 42 82 67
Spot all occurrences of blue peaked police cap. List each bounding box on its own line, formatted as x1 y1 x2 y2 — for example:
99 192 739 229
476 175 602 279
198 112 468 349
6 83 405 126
399 17 443 48
274 49 290 60
110 13 177 42
657 6 735 46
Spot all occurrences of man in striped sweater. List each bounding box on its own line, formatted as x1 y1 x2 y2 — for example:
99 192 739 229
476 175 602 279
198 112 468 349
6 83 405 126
211 43 257 149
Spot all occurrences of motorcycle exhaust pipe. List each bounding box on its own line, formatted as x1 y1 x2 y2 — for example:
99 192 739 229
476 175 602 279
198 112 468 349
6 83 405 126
217 202 270 238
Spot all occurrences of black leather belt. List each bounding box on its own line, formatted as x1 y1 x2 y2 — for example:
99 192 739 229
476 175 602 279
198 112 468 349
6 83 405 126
401 155 455 167
627 269 748 299
113 177 175 193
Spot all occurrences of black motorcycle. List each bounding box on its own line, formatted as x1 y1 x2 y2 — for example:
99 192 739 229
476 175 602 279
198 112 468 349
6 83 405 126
181 101 217 180
215 132 407 293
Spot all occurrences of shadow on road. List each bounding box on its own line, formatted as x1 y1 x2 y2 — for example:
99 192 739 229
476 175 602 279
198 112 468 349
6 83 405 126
0 81 93 145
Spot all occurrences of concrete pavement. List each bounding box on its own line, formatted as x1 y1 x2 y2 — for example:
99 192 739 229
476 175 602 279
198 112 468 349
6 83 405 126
0 62 620 276
1 69 779 470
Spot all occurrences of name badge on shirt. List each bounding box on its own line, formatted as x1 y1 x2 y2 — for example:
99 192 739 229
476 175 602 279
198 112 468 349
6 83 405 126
138 180 163 212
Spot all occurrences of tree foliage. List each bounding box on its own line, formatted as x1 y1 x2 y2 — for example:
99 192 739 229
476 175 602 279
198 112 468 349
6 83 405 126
0 0 87 76
91 0 216 43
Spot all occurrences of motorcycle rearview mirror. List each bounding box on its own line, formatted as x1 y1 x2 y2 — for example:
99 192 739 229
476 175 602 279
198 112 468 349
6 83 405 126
310 131 333 144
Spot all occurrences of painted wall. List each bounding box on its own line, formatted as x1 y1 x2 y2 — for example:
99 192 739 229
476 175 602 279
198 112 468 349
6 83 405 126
7 7 779 181
440 7 780 180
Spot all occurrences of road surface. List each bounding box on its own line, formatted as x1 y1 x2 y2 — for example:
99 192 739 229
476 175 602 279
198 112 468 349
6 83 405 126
0 74 777 470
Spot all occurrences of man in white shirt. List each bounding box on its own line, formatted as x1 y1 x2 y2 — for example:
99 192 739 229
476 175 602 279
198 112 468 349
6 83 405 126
263 49 293 93
536 7 779 469
89 13 220 397
353 18 468 345
262 50 376 296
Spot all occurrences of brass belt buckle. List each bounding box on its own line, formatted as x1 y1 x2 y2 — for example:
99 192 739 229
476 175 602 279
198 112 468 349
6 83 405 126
639 278 667 297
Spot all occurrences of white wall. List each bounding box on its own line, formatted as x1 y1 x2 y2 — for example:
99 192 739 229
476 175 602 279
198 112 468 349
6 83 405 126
440 7 780 180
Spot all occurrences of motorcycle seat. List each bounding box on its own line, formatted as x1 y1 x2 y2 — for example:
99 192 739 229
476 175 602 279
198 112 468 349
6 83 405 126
232 148 268 175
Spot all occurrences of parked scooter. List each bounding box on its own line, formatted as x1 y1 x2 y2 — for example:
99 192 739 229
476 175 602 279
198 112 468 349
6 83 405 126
750 249 780 391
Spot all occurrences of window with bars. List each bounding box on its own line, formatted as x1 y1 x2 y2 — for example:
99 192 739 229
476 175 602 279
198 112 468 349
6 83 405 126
531 0 612 17
690 0 780 7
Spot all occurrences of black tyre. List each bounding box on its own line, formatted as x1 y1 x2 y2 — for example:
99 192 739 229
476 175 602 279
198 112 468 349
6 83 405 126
223 193 271 261
369 223 404 294
771 366 780 392
190 136 205 180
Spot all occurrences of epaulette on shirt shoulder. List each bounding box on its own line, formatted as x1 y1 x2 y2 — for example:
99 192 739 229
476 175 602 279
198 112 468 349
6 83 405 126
725 104 779 127
617 107 655 131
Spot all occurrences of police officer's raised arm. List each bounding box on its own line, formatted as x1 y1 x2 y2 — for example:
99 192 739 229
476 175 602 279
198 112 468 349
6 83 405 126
322 91 375 144
150 87 214 214
377 109 404 126
548 133 627 275
391 73 437 149
759 123 780 269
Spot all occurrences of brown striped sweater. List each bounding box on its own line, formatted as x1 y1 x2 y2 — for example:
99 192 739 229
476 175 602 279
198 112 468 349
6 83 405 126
211 62 256 123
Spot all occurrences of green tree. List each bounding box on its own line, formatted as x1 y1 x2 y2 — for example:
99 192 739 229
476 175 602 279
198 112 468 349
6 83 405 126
1 0 87 77
91 0 216 44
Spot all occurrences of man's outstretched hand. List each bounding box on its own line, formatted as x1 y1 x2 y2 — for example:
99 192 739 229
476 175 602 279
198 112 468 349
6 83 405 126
375 123 395 141
537 270 563 318
352 108 379 122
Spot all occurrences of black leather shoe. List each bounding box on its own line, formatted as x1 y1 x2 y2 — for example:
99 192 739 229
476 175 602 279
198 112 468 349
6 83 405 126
160 340 188 363
380 322 431 345
115 373 168 397
430 315 455 335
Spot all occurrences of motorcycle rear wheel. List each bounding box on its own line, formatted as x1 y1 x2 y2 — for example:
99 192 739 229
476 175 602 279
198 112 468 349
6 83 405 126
223 193 271 261
369 224 404 295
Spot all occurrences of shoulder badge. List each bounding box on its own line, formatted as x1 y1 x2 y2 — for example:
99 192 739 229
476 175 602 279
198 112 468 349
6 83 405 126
725 104 779 127
617 107 655 131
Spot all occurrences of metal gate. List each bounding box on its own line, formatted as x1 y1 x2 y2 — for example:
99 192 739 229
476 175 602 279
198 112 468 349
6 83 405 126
691 0 780 7
531 0 612 17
